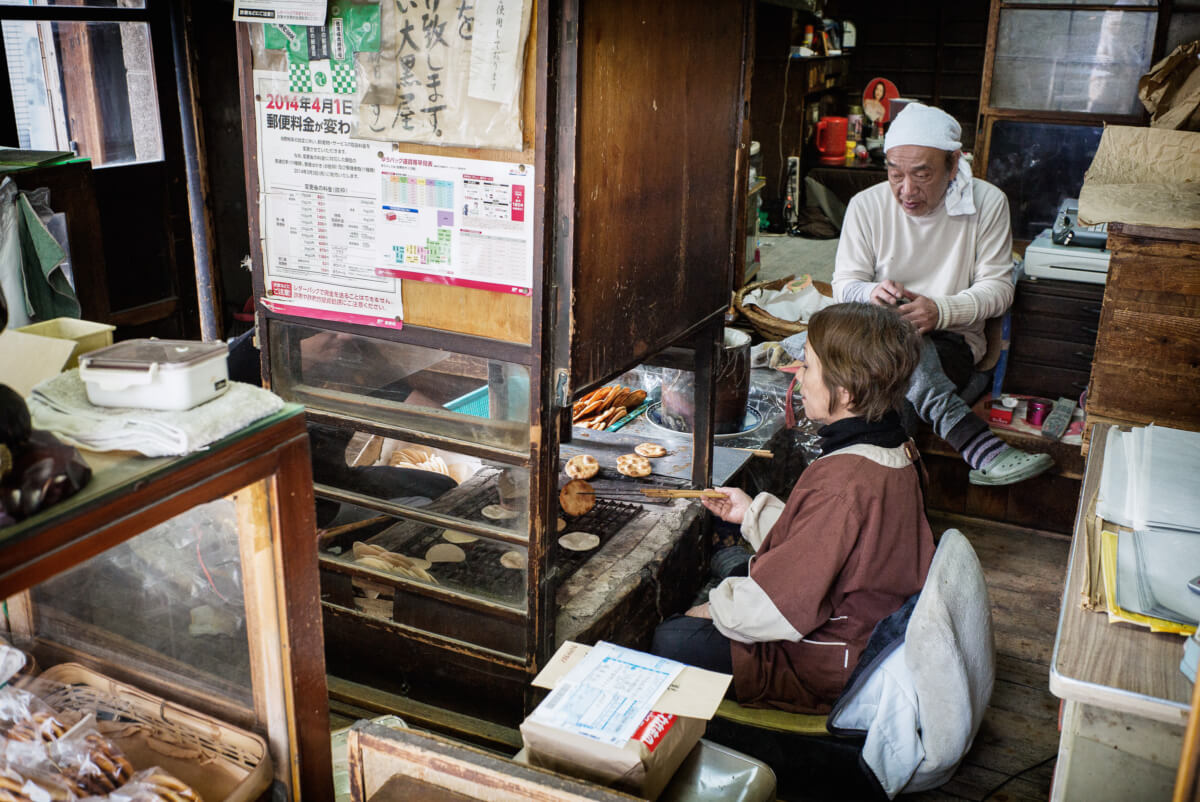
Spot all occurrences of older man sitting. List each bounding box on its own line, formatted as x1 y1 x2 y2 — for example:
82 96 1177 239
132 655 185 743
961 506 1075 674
833 102 1052 486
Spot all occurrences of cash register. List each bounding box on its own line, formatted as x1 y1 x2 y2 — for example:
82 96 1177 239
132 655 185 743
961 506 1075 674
1023 198 1110 284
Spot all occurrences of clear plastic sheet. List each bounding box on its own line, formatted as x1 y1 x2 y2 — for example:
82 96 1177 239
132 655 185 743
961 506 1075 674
609 364 822 462
46 715 136 796
80 767 202 801
29 498 253 706
0 681 206 800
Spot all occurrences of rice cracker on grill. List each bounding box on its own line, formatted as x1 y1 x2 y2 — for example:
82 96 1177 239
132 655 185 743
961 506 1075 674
564 454 600 479
615 453 652 478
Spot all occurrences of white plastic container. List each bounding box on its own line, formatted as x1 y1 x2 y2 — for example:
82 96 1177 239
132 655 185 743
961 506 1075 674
78 339 230 410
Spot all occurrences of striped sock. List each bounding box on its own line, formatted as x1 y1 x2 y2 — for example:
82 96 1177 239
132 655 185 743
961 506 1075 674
945 415 1008 470
959 430 1007 471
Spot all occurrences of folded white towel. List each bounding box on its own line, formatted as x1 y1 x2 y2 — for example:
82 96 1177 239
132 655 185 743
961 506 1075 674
28 369 285 457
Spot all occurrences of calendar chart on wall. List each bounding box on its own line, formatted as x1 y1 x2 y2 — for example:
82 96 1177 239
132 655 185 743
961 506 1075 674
375 153 534 296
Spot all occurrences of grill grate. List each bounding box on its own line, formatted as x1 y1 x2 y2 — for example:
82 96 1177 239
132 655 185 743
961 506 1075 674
554 497 644 571
320 471 647 606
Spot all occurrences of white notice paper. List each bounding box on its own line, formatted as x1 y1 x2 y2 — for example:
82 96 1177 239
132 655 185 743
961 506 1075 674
468 2 527 103
234 0 327 26
254 71 404 328
527 641 684 748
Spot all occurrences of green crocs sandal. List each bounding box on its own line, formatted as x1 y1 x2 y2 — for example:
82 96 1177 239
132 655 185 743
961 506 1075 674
968 446 1054 486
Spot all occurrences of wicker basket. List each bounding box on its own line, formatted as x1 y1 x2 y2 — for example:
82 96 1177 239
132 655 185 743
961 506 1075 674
37 663 273 802
734 275 834 341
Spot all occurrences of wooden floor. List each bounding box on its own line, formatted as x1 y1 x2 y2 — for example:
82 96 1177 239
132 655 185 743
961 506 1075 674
899 512 1070 802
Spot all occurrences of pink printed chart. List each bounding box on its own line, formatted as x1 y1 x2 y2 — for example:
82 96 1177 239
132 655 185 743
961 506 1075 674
375 152 535 296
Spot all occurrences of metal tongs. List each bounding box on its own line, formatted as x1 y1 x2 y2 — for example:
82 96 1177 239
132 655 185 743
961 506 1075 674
559 478 728 517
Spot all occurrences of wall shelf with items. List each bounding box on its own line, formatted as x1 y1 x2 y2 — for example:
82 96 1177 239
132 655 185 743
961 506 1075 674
750 4 851 217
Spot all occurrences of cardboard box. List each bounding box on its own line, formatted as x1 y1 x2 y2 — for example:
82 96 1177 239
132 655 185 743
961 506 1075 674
519 642 731 800
16 317 114 369
0 330 76 397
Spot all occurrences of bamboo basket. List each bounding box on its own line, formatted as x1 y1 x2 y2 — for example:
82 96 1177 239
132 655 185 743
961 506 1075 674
733 275 834 341
36 663 273 802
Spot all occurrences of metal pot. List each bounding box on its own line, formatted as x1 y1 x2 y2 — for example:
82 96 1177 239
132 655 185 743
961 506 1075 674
660 328 751 435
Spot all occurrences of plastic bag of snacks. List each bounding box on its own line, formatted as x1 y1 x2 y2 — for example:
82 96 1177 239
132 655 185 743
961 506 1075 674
80 767 203 801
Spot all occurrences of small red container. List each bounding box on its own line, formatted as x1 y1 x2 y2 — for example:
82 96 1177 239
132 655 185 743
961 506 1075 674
989 405 1014 424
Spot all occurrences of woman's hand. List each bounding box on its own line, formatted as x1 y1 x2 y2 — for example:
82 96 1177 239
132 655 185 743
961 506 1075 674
701 487 752 525
685 602 712 619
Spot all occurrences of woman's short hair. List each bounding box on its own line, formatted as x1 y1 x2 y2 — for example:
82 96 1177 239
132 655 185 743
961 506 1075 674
806 302 923 422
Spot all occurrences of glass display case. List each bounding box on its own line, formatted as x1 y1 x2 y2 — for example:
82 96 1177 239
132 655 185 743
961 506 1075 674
0 406 333 799
238 0 754 730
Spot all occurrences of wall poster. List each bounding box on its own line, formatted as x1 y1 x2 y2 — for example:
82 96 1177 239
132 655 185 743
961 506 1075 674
353 0 532 150
235 0 328 26
376 152 534 296
254 70 404 328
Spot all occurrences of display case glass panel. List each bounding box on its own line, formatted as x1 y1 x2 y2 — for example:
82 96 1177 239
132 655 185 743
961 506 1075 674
24 496 259 711
318 499 529 657
991 9 1157 114
0 406 330 798
268 320 531 453
309 421 531 538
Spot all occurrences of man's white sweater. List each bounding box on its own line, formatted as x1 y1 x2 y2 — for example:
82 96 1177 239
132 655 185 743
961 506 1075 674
833 179 1014 363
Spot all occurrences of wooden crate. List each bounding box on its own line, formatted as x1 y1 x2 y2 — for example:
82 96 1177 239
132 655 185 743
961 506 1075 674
1085 223 1200 436
347 720 636 801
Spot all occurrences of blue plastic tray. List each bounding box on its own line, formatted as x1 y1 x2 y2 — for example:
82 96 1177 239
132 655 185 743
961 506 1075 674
444 385 489 417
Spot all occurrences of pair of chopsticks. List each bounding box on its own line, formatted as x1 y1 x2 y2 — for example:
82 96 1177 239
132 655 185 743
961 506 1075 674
317 515 389 541
577 488 728 500
729 447 773 458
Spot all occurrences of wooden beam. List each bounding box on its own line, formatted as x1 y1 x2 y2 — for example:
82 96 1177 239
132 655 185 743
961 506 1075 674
327 675 523 752
54 20 107 162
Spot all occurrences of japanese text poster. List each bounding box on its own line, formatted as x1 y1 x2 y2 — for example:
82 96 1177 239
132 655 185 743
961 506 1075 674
355 0 532 149
376 152 533 295
254 71 404 328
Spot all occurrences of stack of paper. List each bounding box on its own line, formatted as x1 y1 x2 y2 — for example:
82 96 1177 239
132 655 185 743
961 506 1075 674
1094 424 1200 632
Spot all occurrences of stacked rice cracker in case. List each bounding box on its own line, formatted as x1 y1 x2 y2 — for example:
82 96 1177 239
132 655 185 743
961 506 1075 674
0 645 205 801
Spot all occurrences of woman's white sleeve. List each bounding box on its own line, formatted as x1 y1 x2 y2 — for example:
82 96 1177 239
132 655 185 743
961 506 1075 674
708 576 804 644
740 492 785 551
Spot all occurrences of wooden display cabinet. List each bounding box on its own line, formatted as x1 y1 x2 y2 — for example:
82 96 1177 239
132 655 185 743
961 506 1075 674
1006 277 1103 401
237 1 754 731
0 406 332 799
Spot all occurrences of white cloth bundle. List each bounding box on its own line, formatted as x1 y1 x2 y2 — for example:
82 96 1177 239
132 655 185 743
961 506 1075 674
29 369 284 457
740 277 835 323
